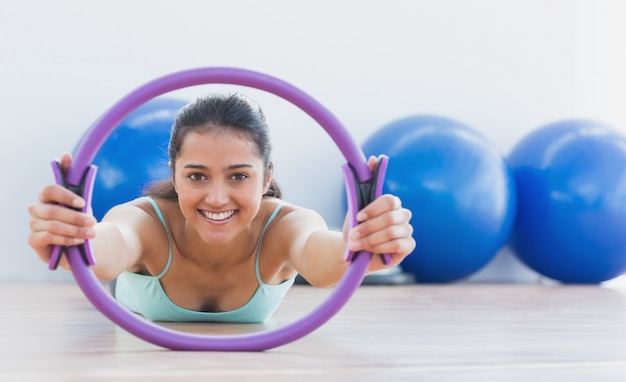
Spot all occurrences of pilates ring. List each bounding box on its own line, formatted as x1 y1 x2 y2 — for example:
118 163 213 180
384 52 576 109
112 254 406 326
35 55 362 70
49 67 389 351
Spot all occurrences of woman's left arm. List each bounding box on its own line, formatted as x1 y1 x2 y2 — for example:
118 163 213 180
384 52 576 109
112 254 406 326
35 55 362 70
281 191 415 288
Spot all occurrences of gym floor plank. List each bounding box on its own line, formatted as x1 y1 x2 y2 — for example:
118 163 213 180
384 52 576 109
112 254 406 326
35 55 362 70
2 282 626 381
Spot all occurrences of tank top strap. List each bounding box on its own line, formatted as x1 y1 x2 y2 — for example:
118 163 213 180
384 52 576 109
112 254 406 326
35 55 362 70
254 202 284 286
139 197 173 279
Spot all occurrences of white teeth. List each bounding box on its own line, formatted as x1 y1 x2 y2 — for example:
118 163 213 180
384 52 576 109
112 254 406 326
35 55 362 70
203 210 235 221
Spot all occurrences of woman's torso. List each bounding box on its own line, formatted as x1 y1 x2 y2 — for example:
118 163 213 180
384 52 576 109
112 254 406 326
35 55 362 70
115 196 297 322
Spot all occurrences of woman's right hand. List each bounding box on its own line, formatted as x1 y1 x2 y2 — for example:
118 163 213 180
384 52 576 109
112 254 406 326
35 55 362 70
27 152 97 270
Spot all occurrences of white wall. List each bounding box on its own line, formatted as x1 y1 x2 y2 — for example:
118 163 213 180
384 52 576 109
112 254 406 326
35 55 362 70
3 0 625 282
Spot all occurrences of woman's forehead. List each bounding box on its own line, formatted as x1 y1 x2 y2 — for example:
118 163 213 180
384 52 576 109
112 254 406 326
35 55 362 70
177 129 262 163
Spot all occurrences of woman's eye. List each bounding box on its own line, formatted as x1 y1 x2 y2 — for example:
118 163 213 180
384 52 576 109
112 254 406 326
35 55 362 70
231 173 248 181
188 173 206 181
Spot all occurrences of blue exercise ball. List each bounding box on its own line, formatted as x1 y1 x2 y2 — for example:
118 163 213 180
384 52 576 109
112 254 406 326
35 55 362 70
362 115 517 283
85 98 188 221
508 119 626 284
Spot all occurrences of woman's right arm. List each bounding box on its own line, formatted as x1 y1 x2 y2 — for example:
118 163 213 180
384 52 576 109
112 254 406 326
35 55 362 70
27 153 145 281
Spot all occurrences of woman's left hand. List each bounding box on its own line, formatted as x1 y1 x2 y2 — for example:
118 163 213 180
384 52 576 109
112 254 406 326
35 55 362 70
345 157 416 271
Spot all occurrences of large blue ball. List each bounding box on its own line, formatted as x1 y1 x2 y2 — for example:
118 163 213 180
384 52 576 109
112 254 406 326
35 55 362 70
362 115 517 283
87 98 188 221
508 119 626 283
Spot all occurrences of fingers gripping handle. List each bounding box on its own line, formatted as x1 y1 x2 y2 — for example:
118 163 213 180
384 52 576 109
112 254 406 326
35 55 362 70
48 160 98 270
342 155 391 265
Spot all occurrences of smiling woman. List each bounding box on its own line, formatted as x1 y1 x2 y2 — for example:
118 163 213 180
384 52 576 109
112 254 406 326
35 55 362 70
26 67 415 350
112 94 295 321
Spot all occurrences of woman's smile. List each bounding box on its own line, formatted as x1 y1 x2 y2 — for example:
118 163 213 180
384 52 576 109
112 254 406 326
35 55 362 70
199 209 237 224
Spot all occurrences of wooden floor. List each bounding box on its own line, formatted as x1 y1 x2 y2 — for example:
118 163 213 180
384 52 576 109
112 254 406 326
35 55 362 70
3 281 626 381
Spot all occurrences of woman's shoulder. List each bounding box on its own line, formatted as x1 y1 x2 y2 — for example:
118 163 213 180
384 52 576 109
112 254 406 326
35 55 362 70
103 198 175 276
122 197 180 216
262 198 314 220
263 197 317 214
262 198 327 233
101 197 179 232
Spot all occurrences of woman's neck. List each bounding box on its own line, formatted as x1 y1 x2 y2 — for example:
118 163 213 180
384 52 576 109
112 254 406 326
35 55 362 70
172 210 264 269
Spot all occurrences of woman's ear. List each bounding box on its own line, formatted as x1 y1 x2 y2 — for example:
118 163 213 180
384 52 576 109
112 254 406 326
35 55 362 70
264 162 274 194
169 161 178 193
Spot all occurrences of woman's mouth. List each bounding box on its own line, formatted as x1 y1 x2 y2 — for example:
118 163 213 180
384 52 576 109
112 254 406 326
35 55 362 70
200 209 236 222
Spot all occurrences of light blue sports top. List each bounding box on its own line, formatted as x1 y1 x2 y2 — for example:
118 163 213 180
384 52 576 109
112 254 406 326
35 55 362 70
115 197 295 323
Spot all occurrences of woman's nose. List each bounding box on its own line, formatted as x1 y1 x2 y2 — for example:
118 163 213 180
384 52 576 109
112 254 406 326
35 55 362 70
205 182 229 206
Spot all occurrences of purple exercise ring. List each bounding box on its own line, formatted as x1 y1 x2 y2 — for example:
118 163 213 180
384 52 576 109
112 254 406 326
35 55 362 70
58 67 385 351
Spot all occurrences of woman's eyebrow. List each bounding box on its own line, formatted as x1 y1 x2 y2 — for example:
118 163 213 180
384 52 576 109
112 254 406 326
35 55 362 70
182 163 254 170
183 163 208 170
226 164 254 170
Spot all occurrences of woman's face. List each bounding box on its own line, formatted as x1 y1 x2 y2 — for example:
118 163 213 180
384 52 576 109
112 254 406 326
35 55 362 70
172 128 270 245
